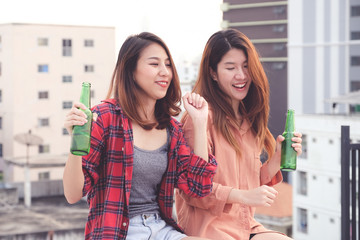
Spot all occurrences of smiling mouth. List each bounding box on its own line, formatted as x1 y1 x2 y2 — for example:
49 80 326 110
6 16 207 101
156 81 168 87
232 82 246 89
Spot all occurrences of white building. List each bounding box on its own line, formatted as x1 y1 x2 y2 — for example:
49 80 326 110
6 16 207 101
292 114 360 240
288 0 360 115
0 23 115 187
288 0 360 239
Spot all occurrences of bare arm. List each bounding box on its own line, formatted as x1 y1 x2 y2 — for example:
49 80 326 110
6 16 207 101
182 93 209 161
63 154 84 204
62 102 88 204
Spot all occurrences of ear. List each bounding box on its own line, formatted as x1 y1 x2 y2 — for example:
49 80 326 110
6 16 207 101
210 68 218 81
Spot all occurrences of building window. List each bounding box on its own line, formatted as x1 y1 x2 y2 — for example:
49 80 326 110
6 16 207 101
300 134 307 159
351 56 360 66
38 91 49 99
0 144 2 157
38 38 48 46
0 89 2 102
298 171 307 195
273 43 286 51
39 144 50 153
0 117 2 129
273 6 286 14
62 128 69 135
351 81 360 91
84 39 94 47
273 25 285 33
38 171 50 180
85 65 94 72
351 31 360 40
91 90 95 98
351 6 360 16
298 208 308 233
62 39 72 57
38 64 49 73
38 118 49 127
271 62 285 70
63 101 72 109
62 75 73 83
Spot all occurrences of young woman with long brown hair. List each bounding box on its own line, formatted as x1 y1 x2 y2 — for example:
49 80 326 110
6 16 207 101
175 29 302 240
63 32 216 240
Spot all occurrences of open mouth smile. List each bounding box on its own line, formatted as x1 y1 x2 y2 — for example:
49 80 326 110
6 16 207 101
232 82 247 89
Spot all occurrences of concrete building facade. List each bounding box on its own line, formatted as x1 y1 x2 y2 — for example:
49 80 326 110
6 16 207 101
293 114 360 240
0 23 115 188
288 0 360 115
288 0 360 239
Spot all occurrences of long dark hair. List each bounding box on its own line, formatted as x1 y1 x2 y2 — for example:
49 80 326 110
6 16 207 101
192 29 275 157
106 32 181 130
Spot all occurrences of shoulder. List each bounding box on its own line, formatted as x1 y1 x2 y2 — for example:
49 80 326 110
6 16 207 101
169 117 182 131
92 99 122 115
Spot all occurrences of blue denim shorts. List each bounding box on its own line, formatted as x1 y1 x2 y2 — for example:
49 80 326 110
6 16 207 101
126 213 187 240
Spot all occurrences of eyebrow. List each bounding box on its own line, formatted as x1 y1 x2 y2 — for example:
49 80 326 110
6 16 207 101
147 56 170 61
224 60 248 65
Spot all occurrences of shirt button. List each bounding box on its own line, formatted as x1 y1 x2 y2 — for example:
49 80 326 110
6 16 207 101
122 222 127 227
122 147 124 151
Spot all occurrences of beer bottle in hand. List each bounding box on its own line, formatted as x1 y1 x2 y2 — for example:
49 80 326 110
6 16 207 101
280 109 297 171
70 82 92 156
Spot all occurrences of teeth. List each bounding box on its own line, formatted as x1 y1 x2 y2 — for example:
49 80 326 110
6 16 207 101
233 83 246 88
157 81 167 85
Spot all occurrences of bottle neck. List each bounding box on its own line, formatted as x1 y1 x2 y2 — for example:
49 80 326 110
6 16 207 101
80 84 91 108
284 110 295 133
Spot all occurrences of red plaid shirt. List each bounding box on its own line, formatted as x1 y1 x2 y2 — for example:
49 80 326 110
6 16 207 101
81 99 217 240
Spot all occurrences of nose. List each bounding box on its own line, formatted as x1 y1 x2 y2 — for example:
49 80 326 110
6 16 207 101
235 69 246 80
159 64 170 76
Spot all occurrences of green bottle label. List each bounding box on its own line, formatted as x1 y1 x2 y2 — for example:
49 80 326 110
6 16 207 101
280 109 297 171
70 82 92 156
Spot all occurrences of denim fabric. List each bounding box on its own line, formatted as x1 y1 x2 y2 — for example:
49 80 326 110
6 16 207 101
126 214 187 240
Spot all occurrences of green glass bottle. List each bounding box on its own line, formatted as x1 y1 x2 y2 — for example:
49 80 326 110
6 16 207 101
70 82 92 156
280 109 297 171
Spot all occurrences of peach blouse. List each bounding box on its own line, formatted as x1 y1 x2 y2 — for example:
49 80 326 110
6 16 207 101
175 109 283 240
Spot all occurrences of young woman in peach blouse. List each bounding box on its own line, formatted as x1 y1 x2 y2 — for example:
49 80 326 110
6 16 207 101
175 29 302 240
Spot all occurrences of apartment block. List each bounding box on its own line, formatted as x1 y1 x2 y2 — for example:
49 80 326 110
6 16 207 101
288 0 360 239
0 23 115 191
293 114 360 240
288 0 360 115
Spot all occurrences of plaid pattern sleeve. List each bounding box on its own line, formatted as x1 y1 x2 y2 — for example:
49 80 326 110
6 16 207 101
81 99 132 240
82 104 106 197
173 120 217 197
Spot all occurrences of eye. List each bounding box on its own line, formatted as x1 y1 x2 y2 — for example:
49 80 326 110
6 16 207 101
150 63 159 66
243 65 248 69
226 67 235 70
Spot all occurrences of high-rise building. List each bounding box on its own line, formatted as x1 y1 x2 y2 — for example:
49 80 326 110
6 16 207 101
288 1 360 239
288 0 360 114
0 23 115 194
221 0 289 137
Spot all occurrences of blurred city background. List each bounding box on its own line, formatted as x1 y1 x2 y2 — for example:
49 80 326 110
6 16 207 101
0 0 359 239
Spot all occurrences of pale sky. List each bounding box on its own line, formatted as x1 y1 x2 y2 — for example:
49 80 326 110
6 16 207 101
0 0 223 61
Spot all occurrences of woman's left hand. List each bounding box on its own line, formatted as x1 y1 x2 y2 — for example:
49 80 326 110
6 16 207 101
183 92 208 123
292 132 303 156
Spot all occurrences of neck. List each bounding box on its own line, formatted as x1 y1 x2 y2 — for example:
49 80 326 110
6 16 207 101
231 100 240 117
138 100 157 122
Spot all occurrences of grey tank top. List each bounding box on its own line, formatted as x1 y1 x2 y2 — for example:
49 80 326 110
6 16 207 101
128 130 169 218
